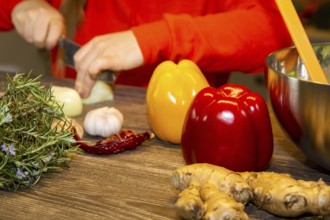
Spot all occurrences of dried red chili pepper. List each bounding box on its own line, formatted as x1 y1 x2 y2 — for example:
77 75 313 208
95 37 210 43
77 130 153 155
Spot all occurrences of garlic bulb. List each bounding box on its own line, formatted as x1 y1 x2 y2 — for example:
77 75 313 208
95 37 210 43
52 86 83 117
84 107 124 137
82 81 114 105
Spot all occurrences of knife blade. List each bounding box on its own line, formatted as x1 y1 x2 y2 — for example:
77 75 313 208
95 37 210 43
58 38 116 83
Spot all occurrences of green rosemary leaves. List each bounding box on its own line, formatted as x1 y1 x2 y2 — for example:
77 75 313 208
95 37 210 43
0 73 78 191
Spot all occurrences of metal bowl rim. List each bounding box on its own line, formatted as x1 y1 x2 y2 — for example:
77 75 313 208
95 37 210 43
265 42 330 87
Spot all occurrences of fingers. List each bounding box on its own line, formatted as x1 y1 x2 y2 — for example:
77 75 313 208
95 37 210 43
73 31 144 98
74 53 105 98
74 40 101 77
11 0 65 49
89 56 119 79
31 9 50 47
32 10 64 49
45 18 65 49
74 50 120 98
75 54 121 98
74 67 96 98
74 38 110 98
75 44 121 79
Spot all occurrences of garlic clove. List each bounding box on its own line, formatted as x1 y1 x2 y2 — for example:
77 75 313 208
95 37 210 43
51 118 84 139
71 119 84 139
82 81 114 105
52 86 83 117
84 107 124 138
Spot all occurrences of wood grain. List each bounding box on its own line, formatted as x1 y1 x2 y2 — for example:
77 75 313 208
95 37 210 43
0 74 329 220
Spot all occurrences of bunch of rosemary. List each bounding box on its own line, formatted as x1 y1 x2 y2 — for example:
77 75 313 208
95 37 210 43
0 73 78 191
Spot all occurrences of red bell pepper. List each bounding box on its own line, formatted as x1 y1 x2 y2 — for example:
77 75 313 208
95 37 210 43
181 84 273 172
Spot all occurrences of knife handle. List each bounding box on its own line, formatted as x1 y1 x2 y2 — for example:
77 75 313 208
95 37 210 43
98 70 117 84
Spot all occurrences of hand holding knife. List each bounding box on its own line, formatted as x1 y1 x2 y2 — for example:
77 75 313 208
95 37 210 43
58 37 117 84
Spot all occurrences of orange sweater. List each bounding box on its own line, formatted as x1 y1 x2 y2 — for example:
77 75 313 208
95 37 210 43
1 0 291 87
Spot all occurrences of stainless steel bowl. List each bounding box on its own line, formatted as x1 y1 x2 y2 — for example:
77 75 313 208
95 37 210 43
265 43 330 170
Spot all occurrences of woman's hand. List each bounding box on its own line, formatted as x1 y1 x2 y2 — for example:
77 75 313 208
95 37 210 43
74 30 144 98
11 0 65 49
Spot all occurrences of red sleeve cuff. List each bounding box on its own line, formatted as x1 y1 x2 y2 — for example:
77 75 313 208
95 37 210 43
131 19 172 64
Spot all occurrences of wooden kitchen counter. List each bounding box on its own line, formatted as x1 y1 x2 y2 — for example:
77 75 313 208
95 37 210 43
0 73 329 220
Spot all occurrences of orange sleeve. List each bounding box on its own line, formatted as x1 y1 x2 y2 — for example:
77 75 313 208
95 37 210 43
132 0 291 74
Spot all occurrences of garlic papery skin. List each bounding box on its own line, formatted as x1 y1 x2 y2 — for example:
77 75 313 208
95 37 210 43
52 118 84 139
84 107 124 137
82 81 114 105
52 86 83 117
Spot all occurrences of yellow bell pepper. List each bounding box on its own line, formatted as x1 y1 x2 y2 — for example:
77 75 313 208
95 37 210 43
146 59 209 144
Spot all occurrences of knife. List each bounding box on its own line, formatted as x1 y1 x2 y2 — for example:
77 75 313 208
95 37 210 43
58 38 117 83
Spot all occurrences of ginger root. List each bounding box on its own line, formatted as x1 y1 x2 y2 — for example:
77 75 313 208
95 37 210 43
241 171 330 217
172 163 252 220
172 163 330 219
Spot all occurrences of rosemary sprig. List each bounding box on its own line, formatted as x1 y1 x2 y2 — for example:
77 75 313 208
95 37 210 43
0 73 78 191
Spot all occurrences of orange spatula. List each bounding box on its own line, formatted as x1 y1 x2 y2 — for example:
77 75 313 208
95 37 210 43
275 0 328 84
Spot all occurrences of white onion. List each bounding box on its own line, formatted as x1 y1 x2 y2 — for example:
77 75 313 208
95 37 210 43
82 81 114 105
52 86 83 117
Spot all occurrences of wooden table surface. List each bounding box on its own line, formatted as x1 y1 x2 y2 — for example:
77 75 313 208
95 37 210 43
0 74 330 220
